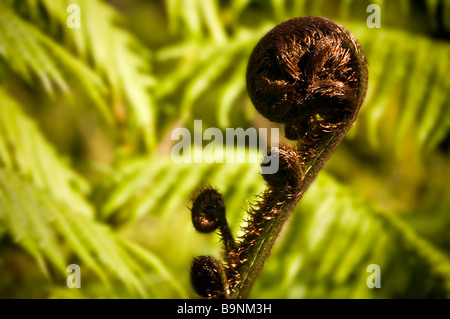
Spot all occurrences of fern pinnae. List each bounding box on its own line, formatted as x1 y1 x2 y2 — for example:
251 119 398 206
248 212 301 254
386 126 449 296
218 60 246 128
101 158 165 219
132 163 184 219
181 45 238 119
0 91 94 217
0 6 111 121
0 5 68 95
417 47 449 149
117 237 187 298
39 191 110 285
198 0 227 44
160 164 208 219
18 176 67 274
0 170 50 276
78 222 147 297
395 39 432 154
316 207 359 279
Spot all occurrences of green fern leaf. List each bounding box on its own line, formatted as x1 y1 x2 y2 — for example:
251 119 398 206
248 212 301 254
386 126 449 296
99 148 263 231
0 90 93 217
0 3 110 121
0 168 184 298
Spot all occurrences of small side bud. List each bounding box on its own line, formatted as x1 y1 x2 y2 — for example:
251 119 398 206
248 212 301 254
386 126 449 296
190 256 227 299
261 145 302 188
190 187 225 233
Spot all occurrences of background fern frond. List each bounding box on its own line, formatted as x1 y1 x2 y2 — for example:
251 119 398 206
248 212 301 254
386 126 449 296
0 90 92 217
0 168 184 298
2 0 158 150
164 0 226 43
0 3 110 121
99 147 263 229
352 26 450 158
61 0 158 150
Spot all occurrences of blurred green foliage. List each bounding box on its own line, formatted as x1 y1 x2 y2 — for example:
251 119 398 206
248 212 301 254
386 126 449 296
0 0 449 298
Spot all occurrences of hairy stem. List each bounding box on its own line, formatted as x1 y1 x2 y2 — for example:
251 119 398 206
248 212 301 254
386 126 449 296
231 121 354 298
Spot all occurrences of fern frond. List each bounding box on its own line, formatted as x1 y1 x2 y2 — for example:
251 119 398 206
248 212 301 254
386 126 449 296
39 0 158 150
155 25 272 124
0 168 184 298
0 3 110 121
352 25 450 158
113 29 157 150
99 147 263 230
0 3 67 94
0 90 93 217
164 0 226 43
2 0 158 149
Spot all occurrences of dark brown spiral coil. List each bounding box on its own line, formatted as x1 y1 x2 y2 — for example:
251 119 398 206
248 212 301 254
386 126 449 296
246 16 368 140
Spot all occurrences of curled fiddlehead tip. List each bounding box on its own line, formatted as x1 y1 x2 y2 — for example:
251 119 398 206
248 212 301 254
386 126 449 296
247 16 368 140
190 186 226 233
190 185 236 252
190 256 228 299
